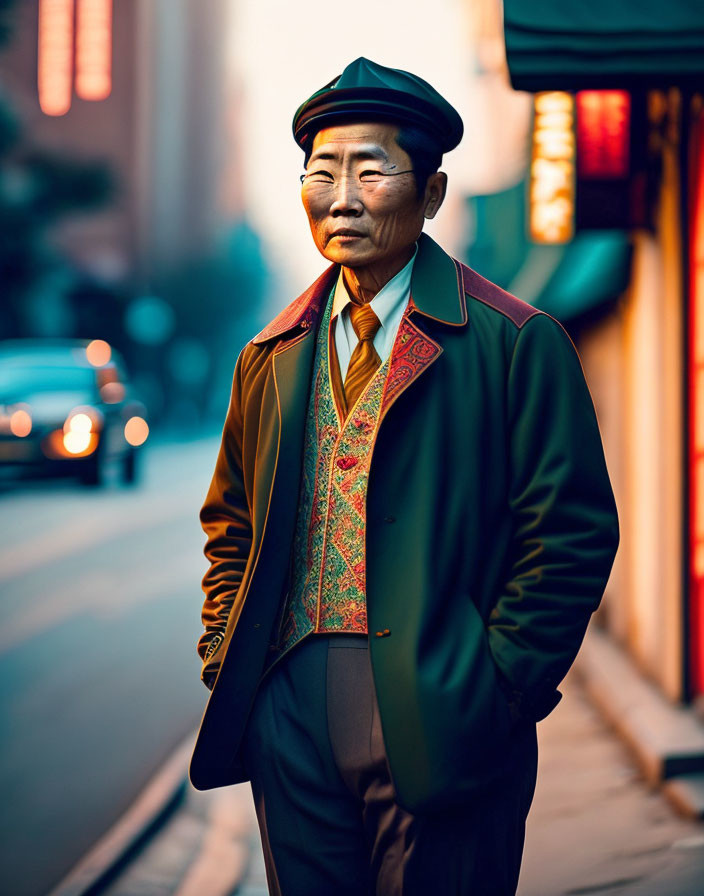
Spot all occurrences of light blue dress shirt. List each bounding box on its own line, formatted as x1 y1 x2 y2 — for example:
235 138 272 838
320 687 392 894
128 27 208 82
331 242 418 382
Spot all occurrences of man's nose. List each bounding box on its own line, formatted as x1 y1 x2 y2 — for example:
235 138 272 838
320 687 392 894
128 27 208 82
329 173 363 216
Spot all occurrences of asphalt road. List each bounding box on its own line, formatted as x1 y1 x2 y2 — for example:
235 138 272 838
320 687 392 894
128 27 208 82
0 432 222 896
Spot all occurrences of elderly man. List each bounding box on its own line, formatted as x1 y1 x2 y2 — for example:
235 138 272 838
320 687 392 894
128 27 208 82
190 58 619 895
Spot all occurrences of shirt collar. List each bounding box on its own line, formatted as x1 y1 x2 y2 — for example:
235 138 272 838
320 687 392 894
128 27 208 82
331 242 418 331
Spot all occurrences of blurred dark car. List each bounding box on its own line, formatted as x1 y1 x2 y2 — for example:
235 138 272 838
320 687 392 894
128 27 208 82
0 338 149 486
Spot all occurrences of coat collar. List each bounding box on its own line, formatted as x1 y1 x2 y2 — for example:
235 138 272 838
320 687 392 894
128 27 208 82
252 232 467 345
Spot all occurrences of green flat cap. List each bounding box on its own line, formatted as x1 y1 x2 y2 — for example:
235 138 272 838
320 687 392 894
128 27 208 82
292 56 464 154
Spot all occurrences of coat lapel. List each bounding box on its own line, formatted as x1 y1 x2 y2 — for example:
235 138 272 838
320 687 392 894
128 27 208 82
410 232 467 327
271 267 336 448
380 313 442 421
379 232 468 422
252 268 336 540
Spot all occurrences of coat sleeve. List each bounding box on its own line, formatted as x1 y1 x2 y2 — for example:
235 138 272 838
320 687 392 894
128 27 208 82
196 344 254 689
487 311 619 724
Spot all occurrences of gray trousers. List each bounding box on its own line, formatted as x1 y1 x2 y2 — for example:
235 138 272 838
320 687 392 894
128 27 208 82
240 634 538 896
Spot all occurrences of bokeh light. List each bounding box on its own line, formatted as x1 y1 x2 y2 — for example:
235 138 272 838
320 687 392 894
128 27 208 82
37 0 74 117
63 430 92 454
75 0 113 102
86 339 112 367
66 412 93 434
10 409 32 437
124 296 175 346
124 416 149 446
100 381 126 403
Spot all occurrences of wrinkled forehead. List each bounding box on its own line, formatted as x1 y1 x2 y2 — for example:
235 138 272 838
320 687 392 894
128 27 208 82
308 121 405 164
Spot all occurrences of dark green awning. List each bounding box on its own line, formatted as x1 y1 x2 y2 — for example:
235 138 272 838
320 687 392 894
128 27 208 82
504 0 704 90
508 231 632 323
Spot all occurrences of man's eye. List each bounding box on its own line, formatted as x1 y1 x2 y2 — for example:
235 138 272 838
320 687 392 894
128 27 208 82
359 170 385 183
305 170 335 183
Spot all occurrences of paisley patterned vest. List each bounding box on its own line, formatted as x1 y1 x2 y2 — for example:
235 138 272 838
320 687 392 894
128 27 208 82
262 281 434 678
267 285 387 663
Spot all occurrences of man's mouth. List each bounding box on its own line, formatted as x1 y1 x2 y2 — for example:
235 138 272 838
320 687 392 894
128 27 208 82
329 229 365 241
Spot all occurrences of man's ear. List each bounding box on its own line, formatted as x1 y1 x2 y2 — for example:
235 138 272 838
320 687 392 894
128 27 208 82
423 171 448 220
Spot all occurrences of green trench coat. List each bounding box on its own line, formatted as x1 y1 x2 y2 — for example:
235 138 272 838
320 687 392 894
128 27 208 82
189 232 620 814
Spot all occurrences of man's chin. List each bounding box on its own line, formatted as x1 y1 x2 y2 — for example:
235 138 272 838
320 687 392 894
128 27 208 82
320 244 375 268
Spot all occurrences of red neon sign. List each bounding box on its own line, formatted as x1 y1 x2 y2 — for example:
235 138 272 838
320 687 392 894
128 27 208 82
690 107 704 696
576 90 631 179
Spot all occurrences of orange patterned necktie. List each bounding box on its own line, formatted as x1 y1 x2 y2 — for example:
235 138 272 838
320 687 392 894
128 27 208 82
343 301 382 411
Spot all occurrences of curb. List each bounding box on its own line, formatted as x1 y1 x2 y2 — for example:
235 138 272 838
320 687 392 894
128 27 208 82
48 732 196 896
663 773 704 819
575 626 704 818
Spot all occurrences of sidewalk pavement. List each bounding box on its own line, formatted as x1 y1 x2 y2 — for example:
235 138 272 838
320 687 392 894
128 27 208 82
519 666 704 895
98 778 266 896
91 665 704 896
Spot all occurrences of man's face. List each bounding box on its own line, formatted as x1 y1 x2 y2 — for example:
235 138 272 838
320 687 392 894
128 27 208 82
300 121 431 270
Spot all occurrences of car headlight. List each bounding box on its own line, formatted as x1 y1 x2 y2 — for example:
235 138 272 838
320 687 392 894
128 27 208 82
62 406 103 455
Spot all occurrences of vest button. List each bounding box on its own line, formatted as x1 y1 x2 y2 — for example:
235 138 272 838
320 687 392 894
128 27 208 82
336 456 358 470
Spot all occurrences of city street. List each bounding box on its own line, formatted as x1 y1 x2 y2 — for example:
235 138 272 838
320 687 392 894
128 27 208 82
0 433 221 896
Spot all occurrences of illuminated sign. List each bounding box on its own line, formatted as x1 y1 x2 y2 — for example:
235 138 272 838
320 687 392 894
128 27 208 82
76 0 113 101
576 91 631 179
37 0 113 114
37 0 74 116
529 92 575 244
690 105 704 694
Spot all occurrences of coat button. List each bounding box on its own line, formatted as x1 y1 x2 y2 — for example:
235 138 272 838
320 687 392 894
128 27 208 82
383 516 395 523
375 629 391 638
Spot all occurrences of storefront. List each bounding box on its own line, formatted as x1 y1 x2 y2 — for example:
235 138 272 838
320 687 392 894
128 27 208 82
502 0 704 707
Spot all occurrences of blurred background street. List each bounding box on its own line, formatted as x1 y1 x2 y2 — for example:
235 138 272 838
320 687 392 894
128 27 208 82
1 0 704 893
0 433 222 895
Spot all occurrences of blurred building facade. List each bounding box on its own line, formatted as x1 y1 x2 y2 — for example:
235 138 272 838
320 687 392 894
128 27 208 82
498 0 704 719
0 0 234 282
0 0 269 425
